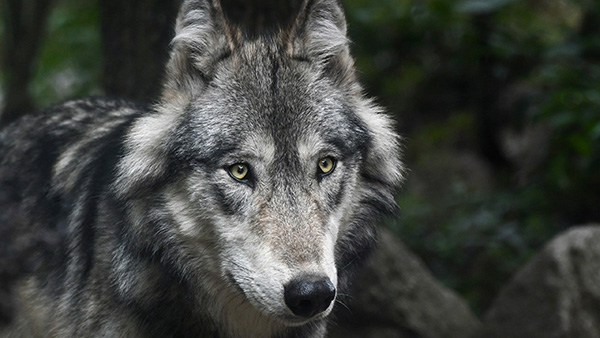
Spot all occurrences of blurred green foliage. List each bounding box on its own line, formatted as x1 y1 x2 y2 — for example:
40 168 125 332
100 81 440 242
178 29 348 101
345 0 599 313
31 0 101 108
532 26 600 221
1 0 599 316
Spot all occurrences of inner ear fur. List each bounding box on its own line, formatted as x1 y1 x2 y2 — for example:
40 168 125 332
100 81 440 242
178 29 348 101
162 0 237 96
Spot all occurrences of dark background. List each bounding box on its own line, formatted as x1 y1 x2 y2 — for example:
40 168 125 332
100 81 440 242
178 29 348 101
1 0 599 316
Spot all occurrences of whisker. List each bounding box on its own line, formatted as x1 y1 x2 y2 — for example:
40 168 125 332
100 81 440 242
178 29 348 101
335 299 352 313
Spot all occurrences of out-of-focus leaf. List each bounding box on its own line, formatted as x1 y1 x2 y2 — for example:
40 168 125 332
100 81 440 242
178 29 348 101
32 0 101 106
456 0 517 14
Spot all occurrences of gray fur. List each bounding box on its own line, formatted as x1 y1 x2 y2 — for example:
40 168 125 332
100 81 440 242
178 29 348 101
0 0 403 337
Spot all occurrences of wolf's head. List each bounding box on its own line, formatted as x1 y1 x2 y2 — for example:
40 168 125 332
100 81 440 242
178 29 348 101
115 0 403 334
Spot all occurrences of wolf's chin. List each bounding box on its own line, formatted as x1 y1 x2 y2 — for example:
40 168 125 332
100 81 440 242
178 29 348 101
274 312 330 327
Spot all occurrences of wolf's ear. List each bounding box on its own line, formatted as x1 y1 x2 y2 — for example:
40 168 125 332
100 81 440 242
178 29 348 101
163 0 235 97
288 0 354 81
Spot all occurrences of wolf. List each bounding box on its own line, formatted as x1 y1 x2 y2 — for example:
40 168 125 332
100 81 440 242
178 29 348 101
0 0 403 337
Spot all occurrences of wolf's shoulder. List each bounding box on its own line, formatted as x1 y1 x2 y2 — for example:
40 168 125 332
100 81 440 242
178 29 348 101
1 97 146 153
5 96 146 132
0 97 148 199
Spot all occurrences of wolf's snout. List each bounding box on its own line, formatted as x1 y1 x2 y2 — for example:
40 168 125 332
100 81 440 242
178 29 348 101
284 276 336 318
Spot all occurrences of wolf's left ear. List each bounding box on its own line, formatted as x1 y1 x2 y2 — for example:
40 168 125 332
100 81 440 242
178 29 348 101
289 0 354 82
162 0 236 99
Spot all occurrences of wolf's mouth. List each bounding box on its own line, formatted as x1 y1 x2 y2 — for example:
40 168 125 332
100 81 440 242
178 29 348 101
276 310 332 327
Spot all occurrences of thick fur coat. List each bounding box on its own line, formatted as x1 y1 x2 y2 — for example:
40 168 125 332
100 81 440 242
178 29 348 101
0 0 403 337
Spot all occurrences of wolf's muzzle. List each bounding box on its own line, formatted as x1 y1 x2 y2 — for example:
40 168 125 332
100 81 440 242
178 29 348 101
284 275 336 318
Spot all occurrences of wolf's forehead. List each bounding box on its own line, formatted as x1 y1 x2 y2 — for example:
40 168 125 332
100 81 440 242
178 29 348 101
184 103 363 169
182 44 369 162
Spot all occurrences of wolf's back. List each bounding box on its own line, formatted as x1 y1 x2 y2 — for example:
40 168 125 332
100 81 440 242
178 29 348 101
0 97 144 233
0 98 146 334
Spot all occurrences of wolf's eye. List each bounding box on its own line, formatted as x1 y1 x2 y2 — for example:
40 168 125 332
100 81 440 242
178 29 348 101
318 157 336 175
229 163 249 181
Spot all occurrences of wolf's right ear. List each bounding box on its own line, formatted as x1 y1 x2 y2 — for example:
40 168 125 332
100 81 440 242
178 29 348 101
162 0 235 98
287 0 355 85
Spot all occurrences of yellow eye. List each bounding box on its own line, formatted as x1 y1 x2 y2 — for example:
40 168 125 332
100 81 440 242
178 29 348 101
318 157 335 175
229 163 249 180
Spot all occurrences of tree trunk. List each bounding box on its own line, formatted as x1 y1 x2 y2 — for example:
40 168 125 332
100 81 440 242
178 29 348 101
471 13 510 170
98 0 181 102
0 0 54 127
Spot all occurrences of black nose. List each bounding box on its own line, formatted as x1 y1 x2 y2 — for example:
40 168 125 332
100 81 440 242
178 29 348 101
284 276 336 318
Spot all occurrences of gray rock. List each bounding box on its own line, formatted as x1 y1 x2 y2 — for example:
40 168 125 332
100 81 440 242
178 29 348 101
329 228 481 338
478 224 600 338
